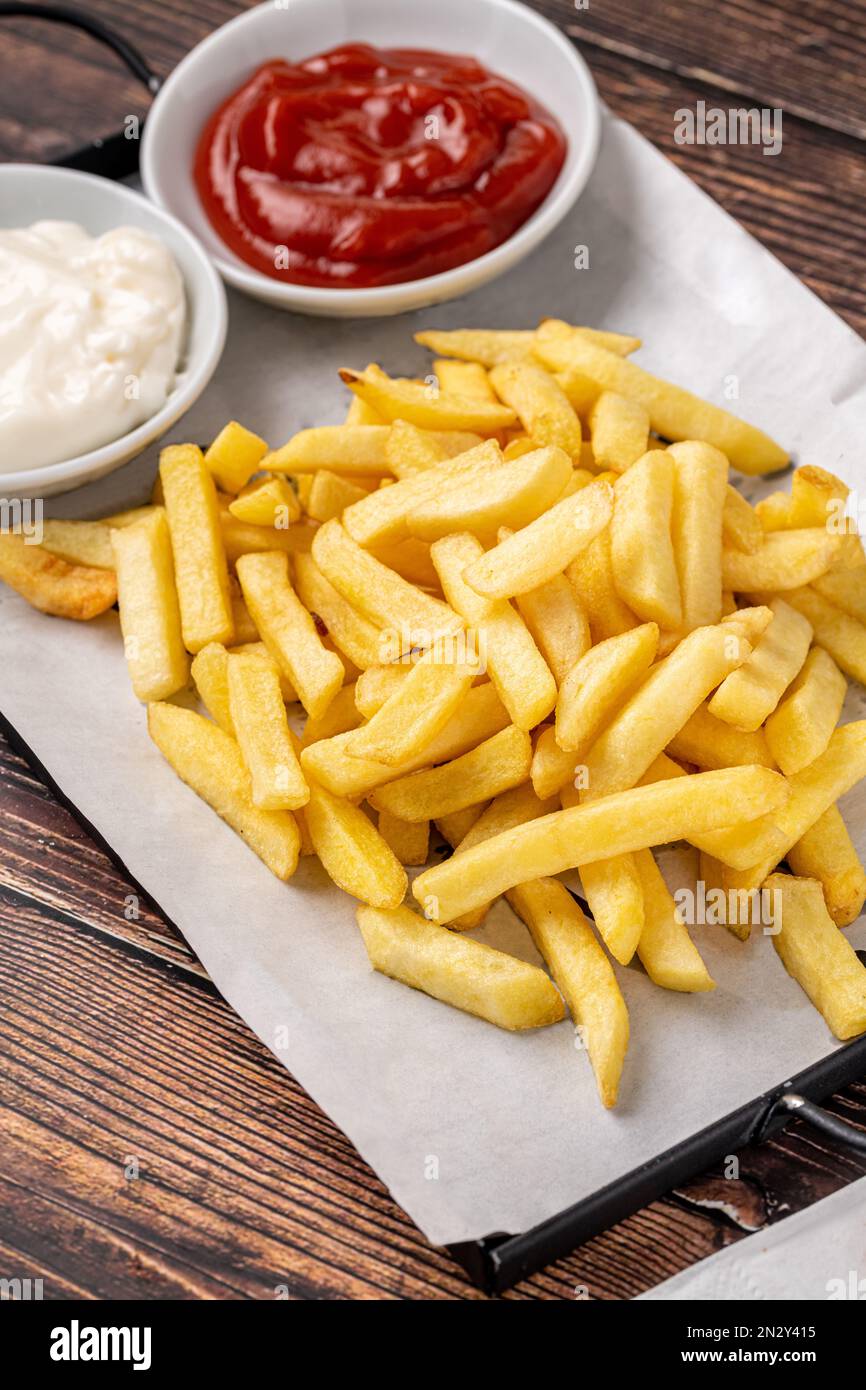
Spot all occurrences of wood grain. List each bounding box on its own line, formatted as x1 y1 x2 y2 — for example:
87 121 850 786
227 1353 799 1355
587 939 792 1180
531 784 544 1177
1 0 866 1299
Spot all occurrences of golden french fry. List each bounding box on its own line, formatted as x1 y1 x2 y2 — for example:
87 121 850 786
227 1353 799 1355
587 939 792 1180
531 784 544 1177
514 571 590 686
667 702 778 770
353 663 411 718
236 551 344 720
369 725 531 822
555 622 659 757
160 444 234 652
433 359 496 400
488 361 582 455
344 440 501 547
344 641 479 766
462 478 613 599
588 391 650 473
263 425 392 477
722 485 763 554
40 519 114 570
634 850 715 992
579 853 644 965
533 724 580 799
147 701 299 878
305 471 370 523
415 327 536 364
191 642 237 733
708 599 812 732
406 445 572 544
768 874 866 1039
722 530 840 593
567 527 638 642
344 393 384 426
533 321 643 358
435 803 488 848
788 806 866 929
669 441 728 632
0 532 117 620
204 421 268 493
431 532 557 730
230 641 297 702
764 646 847 775
446 781 559 929
698 849 751 942
582 613 769 798
533 322 788 475
293 552 384 670
228 474 300 526
312 519 462 655
305 781 407 908
384 420 483 480
219 514 313 566
711 721 866 883
227 652 309 810
377 810 430 866
111 510 189 702
356 903 565 1031
228 576 259 644
812 568 866 623
507 878 629 1107
412 766 788 924
301 682 509 800
301 683 361 747
779 587 866 685
611 452 681 628
99 505 159 530
339 366 517 432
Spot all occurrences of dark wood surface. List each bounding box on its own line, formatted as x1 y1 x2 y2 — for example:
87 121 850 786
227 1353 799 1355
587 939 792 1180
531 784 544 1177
2 0 866 1300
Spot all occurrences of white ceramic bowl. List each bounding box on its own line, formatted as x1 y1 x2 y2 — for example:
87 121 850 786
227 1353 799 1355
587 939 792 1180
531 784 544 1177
0 165 227 498
142 0 600 318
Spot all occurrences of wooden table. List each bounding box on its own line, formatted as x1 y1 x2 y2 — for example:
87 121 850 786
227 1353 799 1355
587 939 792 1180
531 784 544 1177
2 0 865 1301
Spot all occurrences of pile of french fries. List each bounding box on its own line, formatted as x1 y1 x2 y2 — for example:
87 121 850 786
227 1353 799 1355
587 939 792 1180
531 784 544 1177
3 318 866 1110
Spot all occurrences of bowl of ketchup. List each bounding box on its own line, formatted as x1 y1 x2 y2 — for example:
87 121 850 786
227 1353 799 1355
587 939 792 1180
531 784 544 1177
142 0 600 317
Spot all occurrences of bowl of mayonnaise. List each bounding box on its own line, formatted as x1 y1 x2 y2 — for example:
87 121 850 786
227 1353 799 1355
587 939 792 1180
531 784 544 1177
0 165 227 497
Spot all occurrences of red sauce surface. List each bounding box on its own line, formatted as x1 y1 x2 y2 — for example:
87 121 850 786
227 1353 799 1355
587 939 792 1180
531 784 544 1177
194 43 567 288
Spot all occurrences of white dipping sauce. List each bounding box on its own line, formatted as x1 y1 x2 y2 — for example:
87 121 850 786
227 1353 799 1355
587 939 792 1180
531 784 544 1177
0 221 186 471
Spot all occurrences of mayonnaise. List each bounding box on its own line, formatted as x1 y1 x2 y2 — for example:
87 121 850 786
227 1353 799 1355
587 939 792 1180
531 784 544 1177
0 221 186 472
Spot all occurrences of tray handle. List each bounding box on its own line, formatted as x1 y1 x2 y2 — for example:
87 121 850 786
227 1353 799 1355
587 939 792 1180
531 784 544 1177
756 1091 866 1153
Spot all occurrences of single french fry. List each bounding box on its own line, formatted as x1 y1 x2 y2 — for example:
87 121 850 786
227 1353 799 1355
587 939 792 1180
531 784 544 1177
293 552 384 670
41 519 114 570
435 804 488 848
344 641 479 765
263 425 393 477
669 441 728 632
764 647 847 775
722 530 840 593
376 810 430 866
788 806 866 929
301 683 362 747
356 903 565 1030
226 653 308 810
305 471 370 522
507 878 629 1107
412 766 788 924
533 322 788 475
634 850 715 991
230 641 297 702
344 439 502 547
228 474 301 526
710 722 866 883
344 393 384 426
147 701 300 879
582 613 769 798
462 478 613 599
555 623 659 757
588 391 650 473
580 853 644 965
312 519 462 656
191 642 238 733
488 361 582 455
406 444 572 544
567 527 638 642
219 514 314 565
160 444 234 652
301 682 510 800
433 359 496 400
339 366 517 432
708 599 812 732
384 420 483 480
723 485 763 554
667 702 778 770
533 724 580 799
236 551 344 720
532 321 643 358
611 451 682 628
778 587 866 685
514 571 591 686
305 781 407 908
0 532 117 619
431 532 557 730
354 663 412 718
768 874 866 1039
812 568 866 624
111 510 189 702
368 538 441 590
369 725 531 823
204 421 268 493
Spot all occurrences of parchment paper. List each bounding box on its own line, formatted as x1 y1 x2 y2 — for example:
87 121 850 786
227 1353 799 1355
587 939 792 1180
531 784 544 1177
2 110 866 1248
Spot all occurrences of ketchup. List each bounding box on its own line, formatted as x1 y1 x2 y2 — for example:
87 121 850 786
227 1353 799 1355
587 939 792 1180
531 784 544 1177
194 43 566 288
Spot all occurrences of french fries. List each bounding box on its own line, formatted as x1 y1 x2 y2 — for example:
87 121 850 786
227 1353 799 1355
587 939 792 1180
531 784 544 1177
9 314 866 1109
